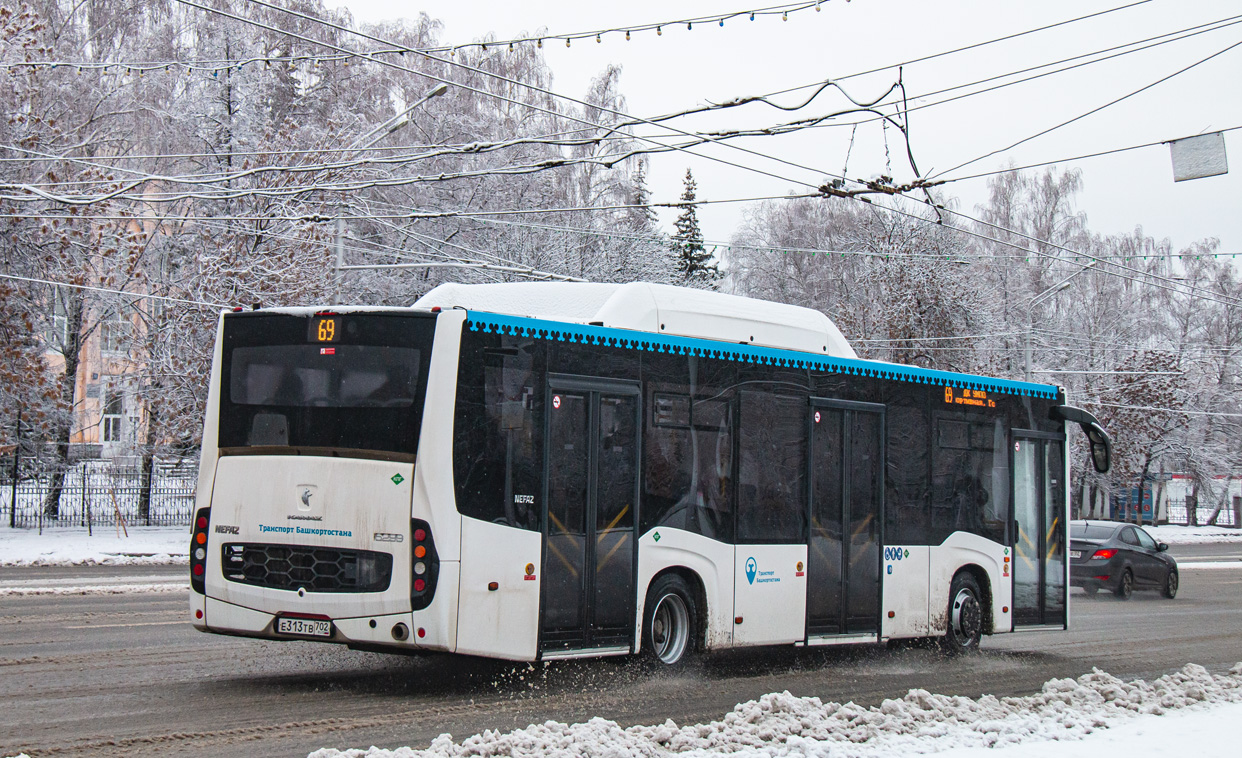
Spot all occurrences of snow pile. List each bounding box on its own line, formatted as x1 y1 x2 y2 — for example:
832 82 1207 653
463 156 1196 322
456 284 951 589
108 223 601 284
307 663 1242 758
0 526 188 566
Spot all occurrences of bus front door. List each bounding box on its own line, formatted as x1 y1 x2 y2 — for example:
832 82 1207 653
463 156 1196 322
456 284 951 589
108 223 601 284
540 377 640 656
1012 432 1067 629
806 400 884 641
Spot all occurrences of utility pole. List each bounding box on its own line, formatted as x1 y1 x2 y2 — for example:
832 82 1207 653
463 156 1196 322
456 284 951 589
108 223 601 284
9 404 19 529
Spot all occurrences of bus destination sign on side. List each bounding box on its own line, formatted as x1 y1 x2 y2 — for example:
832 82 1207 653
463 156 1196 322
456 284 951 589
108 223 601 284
944 386 996 408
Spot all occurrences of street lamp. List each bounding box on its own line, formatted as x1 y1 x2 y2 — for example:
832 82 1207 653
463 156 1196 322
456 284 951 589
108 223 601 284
1024 261 1098 381
333 83 450 300
346 83 449 152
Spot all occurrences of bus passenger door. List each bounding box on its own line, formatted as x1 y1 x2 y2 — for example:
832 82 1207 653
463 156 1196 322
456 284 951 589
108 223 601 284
806 400 884 641
1012 433 1066 629
541 377 640 656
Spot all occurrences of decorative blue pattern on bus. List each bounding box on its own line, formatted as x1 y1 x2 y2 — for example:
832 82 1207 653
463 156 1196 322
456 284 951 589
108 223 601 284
464 311 1058 399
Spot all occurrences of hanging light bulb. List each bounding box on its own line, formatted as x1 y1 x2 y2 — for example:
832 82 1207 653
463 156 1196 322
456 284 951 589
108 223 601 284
537 38 543 48
481 43 487 51
687 22 693 30
782 11 788 21
656 26 662 36
596 33 601 43
816 1 822 10
750 12 755 21
509 42 514 51
624 30 630 41
719 19 724 27
565 37 571 47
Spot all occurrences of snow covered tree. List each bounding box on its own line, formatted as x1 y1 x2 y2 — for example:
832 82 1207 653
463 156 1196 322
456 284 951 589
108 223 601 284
671 169 717 287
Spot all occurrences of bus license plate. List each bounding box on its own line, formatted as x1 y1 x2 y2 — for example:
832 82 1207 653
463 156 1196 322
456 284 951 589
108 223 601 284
276 617 332 638
1069 550 1082 560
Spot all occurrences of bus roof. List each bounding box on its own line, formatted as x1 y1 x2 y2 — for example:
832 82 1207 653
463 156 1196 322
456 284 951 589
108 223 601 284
413 282 858 359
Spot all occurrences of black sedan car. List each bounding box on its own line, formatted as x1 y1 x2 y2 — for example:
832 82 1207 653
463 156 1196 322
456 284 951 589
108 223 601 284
1070 520 1178 599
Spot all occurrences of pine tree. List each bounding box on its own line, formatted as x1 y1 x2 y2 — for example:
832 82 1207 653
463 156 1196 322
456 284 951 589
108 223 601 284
670 168 718 287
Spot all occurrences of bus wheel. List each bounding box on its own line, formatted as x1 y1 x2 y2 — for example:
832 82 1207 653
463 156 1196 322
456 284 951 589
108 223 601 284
940 572 983 655
643 574 696 667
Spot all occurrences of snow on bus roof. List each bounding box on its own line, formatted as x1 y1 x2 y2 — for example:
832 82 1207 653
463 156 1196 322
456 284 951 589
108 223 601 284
413 281 858 359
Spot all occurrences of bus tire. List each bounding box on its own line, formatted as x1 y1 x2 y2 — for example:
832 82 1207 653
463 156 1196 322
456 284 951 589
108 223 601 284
940 572 983 655
642 574 696 667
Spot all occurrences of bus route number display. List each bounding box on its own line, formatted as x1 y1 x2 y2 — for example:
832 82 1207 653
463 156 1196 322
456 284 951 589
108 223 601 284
944 386 996 408
310 316 338 343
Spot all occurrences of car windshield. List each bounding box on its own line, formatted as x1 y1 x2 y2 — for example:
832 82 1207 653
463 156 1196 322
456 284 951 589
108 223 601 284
1071 523 1117 540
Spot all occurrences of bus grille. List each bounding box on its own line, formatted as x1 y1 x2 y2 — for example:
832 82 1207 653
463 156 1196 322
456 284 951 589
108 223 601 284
221 543 393 593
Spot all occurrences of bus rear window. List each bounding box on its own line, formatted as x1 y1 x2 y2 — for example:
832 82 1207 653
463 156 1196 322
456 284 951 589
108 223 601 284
218 313 435 457
230 346 420 408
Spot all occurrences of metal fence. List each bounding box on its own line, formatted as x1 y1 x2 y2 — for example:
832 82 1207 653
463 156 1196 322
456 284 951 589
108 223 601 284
1164 498 1239 528
1 459 197 528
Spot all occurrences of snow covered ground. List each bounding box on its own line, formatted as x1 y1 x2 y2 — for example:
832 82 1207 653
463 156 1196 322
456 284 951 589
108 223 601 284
1143 524 1242 544
1 523 1236 568
305 664 1242 758
0 525 188 566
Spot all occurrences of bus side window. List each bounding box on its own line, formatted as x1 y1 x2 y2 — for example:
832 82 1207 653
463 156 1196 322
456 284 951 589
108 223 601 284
641 356 735 542
931 416 1008 544
737 391 806 544
453 332 542 531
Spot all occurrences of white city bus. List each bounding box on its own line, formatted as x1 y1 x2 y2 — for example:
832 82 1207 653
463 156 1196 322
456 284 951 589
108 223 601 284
189 282 1110 664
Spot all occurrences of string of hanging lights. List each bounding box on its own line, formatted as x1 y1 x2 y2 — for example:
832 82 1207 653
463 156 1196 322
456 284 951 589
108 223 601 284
0 1 839 75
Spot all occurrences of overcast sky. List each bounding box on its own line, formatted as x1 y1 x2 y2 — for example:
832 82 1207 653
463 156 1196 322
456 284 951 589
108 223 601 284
327 0 1241 257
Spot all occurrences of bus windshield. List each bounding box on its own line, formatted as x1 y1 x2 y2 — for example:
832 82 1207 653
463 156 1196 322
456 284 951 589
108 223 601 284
218 312 435 458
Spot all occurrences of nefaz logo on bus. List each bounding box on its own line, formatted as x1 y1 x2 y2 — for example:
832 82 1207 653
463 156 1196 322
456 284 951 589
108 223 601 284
215 524 240 535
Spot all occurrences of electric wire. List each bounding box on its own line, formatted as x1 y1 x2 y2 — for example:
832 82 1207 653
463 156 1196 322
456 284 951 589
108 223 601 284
931 36 1242 180
15 2 1236 312
0 273 227 309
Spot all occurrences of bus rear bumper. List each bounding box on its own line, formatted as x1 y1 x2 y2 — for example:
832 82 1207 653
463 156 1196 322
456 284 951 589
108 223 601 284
195 595 448 652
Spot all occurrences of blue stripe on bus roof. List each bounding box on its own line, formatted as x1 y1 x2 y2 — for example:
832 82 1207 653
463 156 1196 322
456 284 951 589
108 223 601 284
465 311 1059 399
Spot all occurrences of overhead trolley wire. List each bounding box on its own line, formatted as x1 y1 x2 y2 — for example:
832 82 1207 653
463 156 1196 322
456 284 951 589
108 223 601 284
930 36 1242 180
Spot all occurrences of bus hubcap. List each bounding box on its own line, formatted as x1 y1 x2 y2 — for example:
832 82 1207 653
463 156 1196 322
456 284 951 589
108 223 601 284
652 593 689 664
950 588 981 644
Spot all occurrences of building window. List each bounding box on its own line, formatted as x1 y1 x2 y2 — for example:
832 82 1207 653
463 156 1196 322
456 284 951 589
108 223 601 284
102 381 124 443
47 286 69 350
100 305 132 355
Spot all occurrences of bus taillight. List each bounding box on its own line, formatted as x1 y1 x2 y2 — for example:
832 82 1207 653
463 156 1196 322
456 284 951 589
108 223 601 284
410 518 439 611
190 507 211 594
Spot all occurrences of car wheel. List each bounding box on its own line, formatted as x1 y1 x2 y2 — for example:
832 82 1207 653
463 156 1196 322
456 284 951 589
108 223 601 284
1162 569 1179 599
940 572 983 655
1083 584 1099 596
1114 569 1133 600
642 574 697 667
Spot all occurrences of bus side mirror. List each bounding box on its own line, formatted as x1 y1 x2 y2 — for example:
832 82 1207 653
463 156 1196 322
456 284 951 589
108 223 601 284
1084 422 1111 474
1048 406 1112 474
